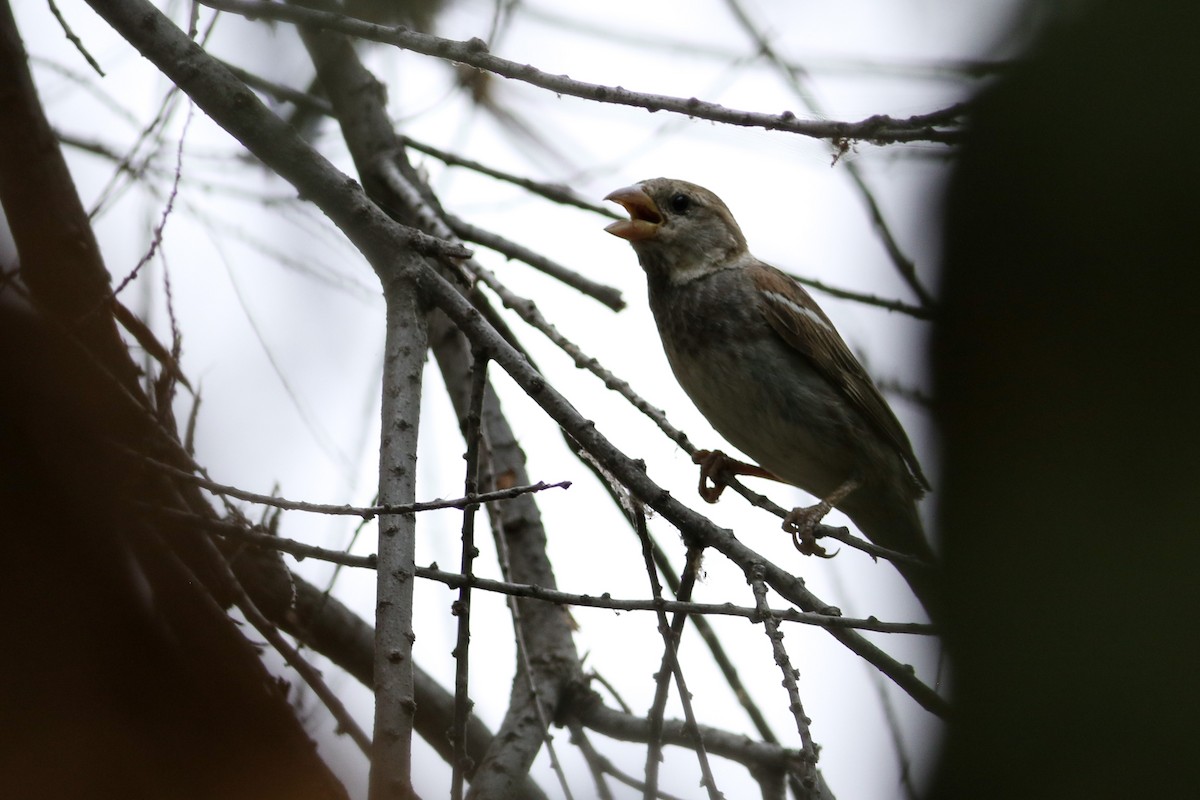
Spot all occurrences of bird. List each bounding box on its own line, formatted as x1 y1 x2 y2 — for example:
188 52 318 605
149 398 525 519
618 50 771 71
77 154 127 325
604 177 940 618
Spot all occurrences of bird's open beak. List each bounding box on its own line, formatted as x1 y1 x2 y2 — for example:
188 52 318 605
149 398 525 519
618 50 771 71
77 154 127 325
604 185 662 241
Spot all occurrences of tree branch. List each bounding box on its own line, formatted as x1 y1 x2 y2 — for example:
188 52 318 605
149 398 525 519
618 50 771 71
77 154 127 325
446 213 625 311
201 0 962 145
369 272 427 800
139 453 570 517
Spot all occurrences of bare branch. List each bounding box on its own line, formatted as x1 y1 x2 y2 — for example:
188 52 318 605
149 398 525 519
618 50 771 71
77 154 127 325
399 135 619 218
749 568 818 796
267 573 553 800
451 351 487 800
447 212 625 311
109 102 193 300
721 0 938 305
140 515 938 634
139 454 570 517
219 58 332 114
47 0 105 75
523 5 1004 82
238 590 373 756
416 568 934 634
787 272 935 320
201 0 962 145
573 692 813 775
369 271 426 799
637 537 721 800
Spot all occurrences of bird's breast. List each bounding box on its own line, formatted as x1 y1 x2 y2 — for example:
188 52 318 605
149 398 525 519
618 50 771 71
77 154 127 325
648 275 861 497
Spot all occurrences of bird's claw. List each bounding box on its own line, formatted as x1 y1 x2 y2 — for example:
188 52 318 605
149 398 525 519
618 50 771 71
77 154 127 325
783 479 860 558
783 503 835 558
693 449 780 504
693 449 730 503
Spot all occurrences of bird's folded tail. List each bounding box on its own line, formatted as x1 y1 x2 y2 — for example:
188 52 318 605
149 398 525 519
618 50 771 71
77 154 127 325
844 496 943 623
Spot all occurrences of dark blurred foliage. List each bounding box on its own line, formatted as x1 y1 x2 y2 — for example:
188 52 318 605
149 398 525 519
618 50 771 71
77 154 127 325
0 1 348 794
932 2 1200 797
0 304 347 800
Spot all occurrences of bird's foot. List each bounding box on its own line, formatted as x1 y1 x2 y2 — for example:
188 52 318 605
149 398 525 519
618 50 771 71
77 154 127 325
783 504 834 557
692 449 777 503
782 479 860 558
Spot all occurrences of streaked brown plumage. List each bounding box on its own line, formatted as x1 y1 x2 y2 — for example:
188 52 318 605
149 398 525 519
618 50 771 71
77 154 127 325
605 178 939 618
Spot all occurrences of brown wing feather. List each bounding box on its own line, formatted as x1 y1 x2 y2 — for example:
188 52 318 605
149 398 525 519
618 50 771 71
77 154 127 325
750 263 931 492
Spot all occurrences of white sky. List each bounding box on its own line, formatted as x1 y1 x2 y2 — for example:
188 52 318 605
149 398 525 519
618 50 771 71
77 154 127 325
11 1 1024 797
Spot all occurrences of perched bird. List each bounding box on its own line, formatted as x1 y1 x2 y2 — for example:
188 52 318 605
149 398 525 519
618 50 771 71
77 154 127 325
604 177 939 618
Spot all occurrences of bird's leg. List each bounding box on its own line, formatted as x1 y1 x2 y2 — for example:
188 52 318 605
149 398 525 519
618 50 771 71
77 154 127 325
693 449 779 503
784 478 861 557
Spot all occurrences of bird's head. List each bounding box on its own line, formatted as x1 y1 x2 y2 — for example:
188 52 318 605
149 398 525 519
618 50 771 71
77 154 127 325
604 178 749 283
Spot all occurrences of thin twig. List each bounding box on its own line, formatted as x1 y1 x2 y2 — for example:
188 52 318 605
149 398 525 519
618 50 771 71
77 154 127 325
566 722 617 800
144 505 377 567
575 697 812 775
637 531 798 789
201 0 963 145
787 271 934 320
242 596 373 755
134 517 939 631
109 101 194 299
493 544 579 800
219 59 333 114
749 566 819 795
451 351 488 800
636 506 670 799
447 213 625 311
635 509 721 800
870 666 920 800
85 15 207 220
572 718 693 800
417 567 934 633
47 0 105 76
722 0 938 306
399 135 620 218
524 5 1006 82
138 453 570 517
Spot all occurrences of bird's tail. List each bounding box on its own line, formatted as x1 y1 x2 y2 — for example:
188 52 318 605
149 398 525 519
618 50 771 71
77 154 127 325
844 495 942 623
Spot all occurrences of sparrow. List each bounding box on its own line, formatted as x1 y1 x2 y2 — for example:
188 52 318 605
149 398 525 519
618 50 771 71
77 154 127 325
604 178 940 618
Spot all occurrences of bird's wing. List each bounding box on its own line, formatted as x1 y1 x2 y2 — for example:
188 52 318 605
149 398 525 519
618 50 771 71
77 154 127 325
750 262 931 491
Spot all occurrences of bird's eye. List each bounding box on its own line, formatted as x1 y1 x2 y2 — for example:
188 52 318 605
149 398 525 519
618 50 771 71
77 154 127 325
668 193 692 214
